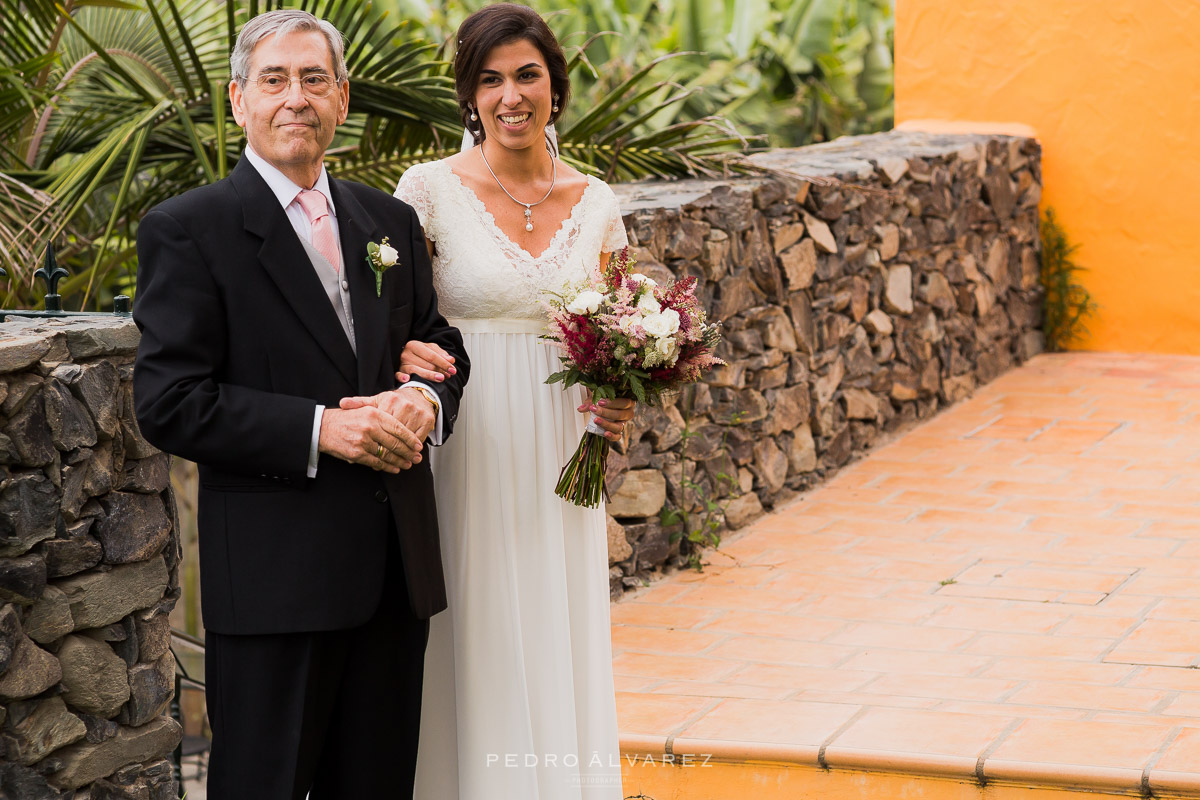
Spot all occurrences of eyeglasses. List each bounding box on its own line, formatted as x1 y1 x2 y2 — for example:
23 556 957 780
250 72 339 98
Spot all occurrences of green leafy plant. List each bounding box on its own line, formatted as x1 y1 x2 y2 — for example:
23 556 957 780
1039 207 1097 351
660 391 742 571
0 0 751 311
528 0 894 149
2 0 895 308
1 0 895 311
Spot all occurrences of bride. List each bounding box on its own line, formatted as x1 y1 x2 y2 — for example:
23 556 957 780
392 4 634 797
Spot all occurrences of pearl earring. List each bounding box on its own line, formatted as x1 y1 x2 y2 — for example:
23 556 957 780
469 107 477 121
552 95 559 113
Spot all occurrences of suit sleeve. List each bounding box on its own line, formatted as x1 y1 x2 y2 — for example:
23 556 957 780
401 203 469 440
133 208 316 480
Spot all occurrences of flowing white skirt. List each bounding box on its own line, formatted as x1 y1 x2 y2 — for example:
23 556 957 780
413 320 623 800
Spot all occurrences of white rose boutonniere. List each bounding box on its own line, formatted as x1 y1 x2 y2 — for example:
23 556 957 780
366 237 400 297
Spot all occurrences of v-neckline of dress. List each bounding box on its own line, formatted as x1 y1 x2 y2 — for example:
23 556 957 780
441 160 597 262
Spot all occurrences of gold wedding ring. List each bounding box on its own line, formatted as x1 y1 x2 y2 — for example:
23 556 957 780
376 444 384 459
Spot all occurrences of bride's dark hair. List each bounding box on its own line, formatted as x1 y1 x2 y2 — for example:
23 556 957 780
453 3 571 145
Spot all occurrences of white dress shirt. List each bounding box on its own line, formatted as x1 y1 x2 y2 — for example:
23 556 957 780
243 147 444 478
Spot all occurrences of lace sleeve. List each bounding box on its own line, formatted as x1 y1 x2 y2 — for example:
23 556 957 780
394 165 437 242
600 186 628 254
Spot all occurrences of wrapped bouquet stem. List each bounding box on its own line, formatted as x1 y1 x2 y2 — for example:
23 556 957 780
553 394 622 508
544 248 723 508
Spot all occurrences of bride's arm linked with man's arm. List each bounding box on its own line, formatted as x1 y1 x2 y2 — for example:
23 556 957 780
336 206 470 450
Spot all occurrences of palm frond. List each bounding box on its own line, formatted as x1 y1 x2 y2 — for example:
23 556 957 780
0 172 61 296
560 51 758 180
0 0 769 311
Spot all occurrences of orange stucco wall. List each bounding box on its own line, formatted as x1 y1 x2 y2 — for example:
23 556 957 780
894 1 1200 354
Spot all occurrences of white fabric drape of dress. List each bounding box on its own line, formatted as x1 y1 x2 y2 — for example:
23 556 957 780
395 157 628 800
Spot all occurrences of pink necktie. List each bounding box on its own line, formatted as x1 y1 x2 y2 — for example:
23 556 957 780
296 189 341 271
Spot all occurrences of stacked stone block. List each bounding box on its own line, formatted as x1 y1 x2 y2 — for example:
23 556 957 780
0 316 181 799
603 131 1044 596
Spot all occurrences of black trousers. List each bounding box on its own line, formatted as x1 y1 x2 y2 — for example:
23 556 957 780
204 532 428 799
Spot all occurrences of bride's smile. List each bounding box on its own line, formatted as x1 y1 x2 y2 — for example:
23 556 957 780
498 112 531 129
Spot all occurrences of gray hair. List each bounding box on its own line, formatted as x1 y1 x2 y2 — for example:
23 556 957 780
230 9 348 85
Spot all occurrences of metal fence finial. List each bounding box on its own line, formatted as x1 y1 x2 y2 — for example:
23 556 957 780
34 243 68 312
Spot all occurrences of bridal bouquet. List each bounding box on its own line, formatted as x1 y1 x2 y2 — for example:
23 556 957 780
544 247 724 508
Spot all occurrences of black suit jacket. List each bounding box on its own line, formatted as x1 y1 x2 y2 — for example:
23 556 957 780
133 157 468 635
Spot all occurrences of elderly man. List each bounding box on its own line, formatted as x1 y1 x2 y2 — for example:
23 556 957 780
132 9 467 798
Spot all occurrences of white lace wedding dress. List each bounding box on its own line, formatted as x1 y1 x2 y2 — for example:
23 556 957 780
395 158 627 800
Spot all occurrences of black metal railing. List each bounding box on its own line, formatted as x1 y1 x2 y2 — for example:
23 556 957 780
0 244 131 322
170 629 209 794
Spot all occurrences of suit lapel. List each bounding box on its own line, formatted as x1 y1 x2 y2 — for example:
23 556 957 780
332 179 389 396
231 159 357 388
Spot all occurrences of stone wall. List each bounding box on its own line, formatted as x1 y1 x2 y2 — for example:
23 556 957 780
0 316 181 799
603 130 1044 597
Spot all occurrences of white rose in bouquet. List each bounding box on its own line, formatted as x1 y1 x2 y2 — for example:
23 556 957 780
641 308 680 338
655 335 680 365
632 273 657 287
637 292 662 315
618 312 641 333
566 290 605 315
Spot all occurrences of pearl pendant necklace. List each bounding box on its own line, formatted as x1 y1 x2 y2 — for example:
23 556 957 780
479 141 556 232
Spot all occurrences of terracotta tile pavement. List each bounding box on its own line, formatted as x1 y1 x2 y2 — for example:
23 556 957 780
612 353 1200 791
